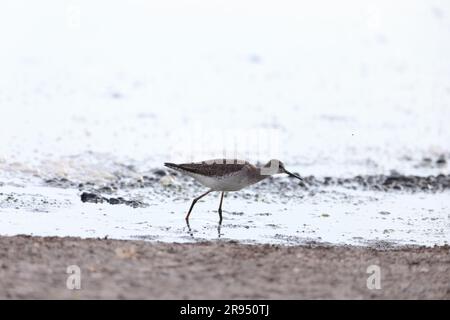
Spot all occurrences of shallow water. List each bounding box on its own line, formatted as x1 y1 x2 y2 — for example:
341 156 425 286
1 1 450 246
0 183 448 246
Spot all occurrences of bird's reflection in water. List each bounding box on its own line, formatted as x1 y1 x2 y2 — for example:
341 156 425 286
185 220 194 237
217 221 222 238
185 219 223 239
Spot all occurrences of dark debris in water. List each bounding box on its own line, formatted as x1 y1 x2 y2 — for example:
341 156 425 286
80 192 147 208
0 192 71 212
43 167 450 196
299 174 450 192
416 154 448 168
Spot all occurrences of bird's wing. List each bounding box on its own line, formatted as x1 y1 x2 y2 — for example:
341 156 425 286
165 159 250 177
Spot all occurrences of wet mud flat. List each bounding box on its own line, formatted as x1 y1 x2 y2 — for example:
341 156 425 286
1 167 449 246
0 164 449 246
0 235 449 299
1 169 449 299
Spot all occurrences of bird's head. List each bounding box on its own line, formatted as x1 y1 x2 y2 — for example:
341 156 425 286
261 159 303 181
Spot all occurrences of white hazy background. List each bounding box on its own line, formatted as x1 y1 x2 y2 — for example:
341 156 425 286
1 0 449 182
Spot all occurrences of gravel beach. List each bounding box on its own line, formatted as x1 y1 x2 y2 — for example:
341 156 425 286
0 235 449 299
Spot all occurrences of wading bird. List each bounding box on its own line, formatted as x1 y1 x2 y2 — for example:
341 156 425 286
164 159 303 223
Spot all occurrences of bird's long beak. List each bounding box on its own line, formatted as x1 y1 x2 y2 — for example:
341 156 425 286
283 169 303 181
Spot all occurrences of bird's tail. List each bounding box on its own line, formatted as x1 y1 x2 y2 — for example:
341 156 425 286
164 162 183 171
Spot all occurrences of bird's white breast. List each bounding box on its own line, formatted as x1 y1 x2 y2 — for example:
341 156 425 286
188 172 250 191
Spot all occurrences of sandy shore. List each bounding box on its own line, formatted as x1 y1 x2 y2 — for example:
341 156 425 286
0 235 448 299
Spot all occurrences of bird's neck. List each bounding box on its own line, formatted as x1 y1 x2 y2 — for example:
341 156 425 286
251 167 272 183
